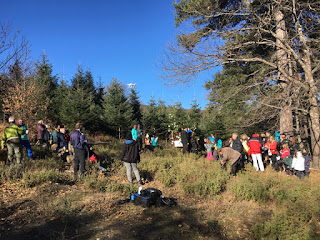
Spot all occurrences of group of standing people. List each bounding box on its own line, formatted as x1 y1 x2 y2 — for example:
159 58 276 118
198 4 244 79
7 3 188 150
1 116 88 181
181 126 199 154
36 120 70 151
1 116 32 165
203 131 310 179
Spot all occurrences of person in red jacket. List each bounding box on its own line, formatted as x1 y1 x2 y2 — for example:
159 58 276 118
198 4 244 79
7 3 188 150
264 136 278 169
248 134 265 171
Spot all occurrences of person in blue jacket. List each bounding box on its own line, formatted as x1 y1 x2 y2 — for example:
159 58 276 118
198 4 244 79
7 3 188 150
131 125 138 141
18 119 33 159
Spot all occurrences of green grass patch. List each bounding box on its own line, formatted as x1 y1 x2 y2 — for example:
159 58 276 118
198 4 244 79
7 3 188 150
22 169 68 188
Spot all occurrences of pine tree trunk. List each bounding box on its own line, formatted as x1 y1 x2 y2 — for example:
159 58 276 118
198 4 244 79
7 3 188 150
280 107 293 136
275 8 293 136
296 18 320 169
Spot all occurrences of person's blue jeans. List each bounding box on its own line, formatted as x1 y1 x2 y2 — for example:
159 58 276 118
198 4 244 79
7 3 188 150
21 140 33 159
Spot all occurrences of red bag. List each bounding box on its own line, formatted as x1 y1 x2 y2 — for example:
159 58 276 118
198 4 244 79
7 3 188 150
89 153 100 163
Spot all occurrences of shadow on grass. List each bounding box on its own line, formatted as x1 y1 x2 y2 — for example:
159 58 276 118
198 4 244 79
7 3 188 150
2 204 225 240
100 205 225 240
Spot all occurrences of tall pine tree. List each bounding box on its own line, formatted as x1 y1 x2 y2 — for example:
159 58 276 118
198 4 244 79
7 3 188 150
129 87 142 126
102 78 131 138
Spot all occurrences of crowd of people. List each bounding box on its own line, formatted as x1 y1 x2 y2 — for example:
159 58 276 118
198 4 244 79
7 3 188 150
1 116 89 181
1 117 312 184
205 132 310 179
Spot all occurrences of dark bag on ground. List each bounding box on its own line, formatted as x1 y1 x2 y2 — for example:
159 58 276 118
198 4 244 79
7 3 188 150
131 188 177 208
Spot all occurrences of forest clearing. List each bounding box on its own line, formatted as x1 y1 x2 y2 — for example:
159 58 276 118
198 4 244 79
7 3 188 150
1 134 319 240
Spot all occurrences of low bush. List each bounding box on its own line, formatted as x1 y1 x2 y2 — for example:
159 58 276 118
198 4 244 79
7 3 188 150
229 173 272 202
252 210 317 240
22 169 67 188
0 163 25 182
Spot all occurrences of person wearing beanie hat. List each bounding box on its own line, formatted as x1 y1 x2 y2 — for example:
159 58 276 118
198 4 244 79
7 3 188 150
131 125 138 141
120 131 143 185
1 116 25 164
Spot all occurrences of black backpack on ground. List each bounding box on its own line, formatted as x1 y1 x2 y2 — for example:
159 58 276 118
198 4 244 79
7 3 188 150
131 188 177 208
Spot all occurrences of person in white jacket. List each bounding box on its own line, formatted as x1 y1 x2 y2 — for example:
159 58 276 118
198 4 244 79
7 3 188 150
292 150 305 179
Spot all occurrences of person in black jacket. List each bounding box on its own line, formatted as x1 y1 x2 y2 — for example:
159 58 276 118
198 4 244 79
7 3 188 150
181 126 190 154
120 132 143 185
232 133 243 153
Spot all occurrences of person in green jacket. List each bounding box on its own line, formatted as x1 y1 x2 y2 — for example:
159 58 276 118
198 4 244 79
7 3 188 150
1 116 25 164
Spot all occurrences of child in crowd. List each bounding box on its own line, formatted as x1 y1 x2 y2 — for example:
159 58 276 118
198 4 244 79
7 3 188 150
281 143 292 176
292 150 305 179
204 138 214 161
304 151 311 178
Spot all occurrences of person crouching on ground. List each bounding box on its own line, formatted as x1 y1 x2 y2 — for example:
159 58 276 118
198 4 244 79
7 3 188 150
217 141 241 176
120 132 143 185
70 123 87 181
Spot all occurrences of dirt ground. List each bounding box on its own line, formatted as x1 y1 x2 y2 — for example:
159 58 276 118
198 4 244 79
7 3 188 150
0 174 270 240
1 160 320 240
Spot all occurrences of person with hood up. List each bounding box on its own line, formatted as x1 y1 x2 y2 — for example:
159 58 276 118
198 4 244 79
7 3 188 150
120 132 143 185
247 134 265 172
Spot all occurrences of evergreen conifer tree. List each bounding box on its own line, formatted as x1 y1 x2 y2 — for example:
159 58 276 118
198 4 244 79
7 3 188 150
102 78 131 138
129 87 142 126
34 54 59 121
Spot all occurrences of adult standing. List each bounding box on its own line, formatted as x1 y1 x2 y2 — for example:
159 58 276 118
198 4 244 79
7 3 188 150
120 132 143 185
37 120 46 145
70 123 87 181
240 134 250 165
231 133 243 153
248 134 265 171
1 116 25 165
181 126 190 154
137 124 143 151
18 119 33 160
151 134 158 150
131 125 138 141
51 124 61 151
264 136 278 168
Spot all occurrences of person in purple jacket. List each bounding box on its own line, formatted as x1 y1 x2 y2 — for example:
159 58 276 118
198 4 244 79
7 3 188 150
37 120 46 145
70 123 87 181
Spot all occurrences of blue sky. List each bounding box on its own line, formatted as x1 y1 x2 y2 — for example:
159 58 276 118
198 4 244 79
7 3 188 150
1 0 217 109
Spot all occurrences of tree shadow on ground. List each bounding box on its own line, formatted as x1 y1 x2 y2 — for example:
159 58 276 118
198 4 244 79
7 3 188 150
97 204 225 240
2 203 225 240
1 212 99 240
